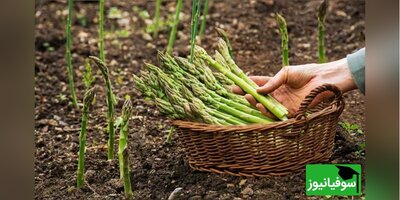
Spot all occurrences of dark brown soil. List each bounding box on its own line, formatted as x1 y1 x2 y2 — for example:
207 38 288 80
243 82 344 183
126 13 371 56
35 0 365 199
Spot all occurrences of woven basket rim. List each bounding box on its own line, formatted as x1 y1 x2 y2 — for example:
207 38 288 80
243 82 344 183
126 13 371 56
172 101 341 131
172 84 345 133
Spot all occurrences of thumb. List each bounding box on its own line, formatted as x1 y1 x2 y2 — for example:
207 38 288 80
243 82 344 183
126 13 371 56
256 68 288 94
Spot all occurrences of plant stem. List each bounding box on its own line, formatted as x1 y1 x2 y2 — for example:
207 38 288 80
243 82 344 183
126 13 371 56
122 149 133 198
189 0 201 63
118 98 133 197
166 0 183 54
153 0 162 38
89 56 115 160
66 0 78 109
77 87 96 188
99 0 105 61
276 13 289 66
166 126 175 143
318 0 328 63
199 0 209 37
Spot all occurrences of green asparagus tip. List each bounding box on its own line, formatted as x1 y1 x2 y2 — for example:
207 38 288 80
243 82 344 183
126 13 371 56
276 13 287 29
318 0 328 19
122 98 133 118
89 56 109 75
83 87 96 106
194 45 208 58
215 27 228 38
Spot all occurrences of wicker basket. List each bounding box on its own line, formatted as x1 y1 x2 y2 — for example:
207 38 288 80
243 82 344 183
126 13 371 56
172 84 345 176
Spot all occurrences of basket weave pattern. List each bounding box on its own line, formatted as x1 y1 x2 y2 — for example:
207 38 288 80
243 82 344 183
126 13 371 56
173 84 345 176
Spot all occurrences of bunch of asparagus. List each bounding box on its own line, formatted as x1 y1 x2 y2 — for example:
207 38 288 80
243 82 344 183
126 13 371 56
133 38 288 125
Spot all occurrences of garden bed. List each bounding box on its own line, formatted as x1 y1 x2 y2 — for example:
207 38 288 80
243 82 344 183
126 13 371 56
35 0 365 199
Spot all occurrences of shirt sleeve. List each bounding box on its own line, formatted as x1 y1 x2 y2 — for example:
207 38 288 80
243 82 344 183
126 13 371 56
346 48 365 94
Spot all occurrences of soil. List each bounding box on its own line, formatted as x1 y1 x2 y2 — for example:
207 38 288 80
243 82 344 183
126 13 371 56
35 0 365 199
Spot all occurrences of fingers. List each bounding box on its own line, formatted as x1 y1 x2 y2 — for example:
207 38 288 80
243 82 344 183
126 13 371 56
249 76 271 86
244 94 257 107
256 103 279 120
245 94 279 120
232 85 245 95
256 68 288 94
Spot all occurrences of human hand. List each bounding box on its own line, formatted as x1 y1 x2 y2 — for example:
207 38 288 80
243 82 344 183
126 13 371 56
232 58 357 118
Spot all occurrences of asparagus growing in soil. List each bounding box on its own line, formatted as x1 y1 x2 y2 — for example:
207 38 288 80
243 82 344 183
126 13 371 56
199 0 209 37
166 0 183 54
276 13 289 66
318 0 328 63
118 97 134 198
89 56 116 160
66 0 78 108
99 0 105 61
189 0 202 63
122 149 133 198
195 45 288 120
166 127 175 143
153 0 162 38
77 87 96 188
215 28 234 58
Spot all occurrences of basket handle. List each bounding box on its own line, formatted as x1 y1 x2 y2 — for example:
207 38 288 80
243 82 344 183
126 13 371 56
294 84 343 120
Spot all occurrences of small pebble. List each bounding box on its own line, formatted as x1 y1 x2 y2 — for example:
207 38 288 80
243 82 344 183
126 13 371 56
241 187 254 196
142 33 153 41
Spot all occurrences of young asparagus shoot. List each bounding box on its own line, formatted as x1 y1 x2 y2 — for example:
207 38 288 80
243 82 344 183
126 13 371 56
77 87 96 188
215 27 234 59
199 0 209 37
166 0 183 54
99 0 105 61
153 0 162 38
89 56 116 160
189 0 202 63
166 126 175 143
118 97 134 197
276 13 289 66
66 0 78 108
318 0 328 63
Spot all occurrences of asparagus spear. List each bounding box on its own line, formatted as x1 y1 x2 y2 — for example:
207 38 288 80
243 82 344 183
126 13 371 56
153 0 162 38
215 40 289 118
276 13 289 66
174 56 251 106
182 85 247 125
89 56 116 160
162 55 273 122
195 45 288 120
117 97 134 198
166 0 183 54
66 0 78 108
154 64 253 124
77 87 96 188
215 27 234 59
